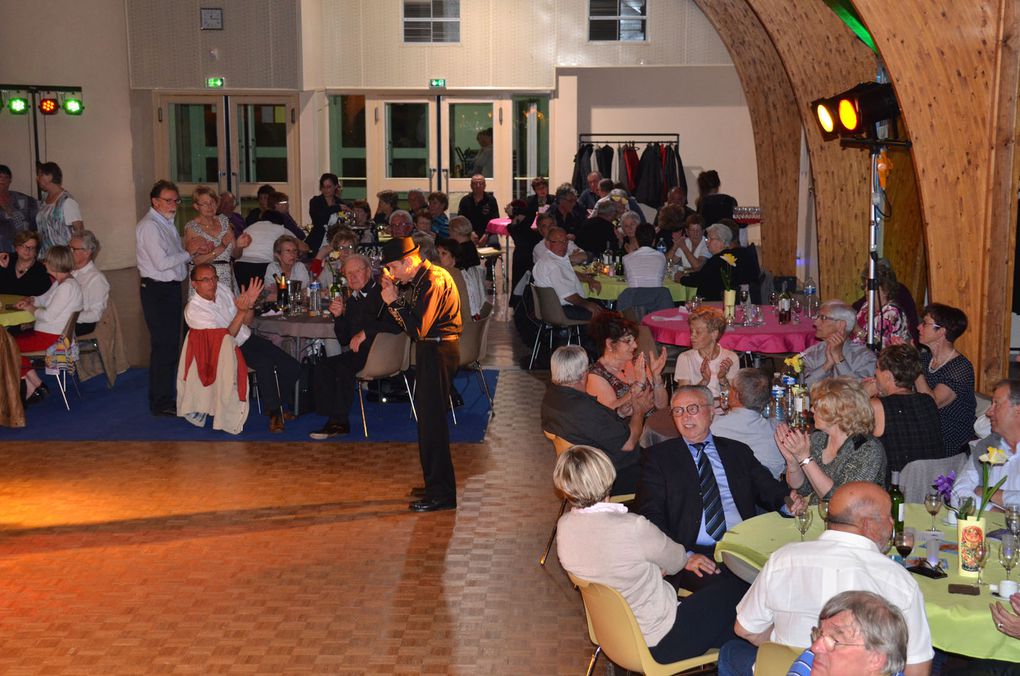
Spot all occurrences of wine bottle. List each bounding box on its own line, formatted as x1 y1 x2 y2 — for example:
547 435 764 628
278 273 289 310
889 471 905 535
329 265 342 301
777 281 792 325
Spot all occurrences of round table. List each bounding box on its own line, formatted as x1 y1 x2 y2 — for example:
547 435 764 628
715 504 1020 662
0 294 34 327
580 275 696 303
253 312 336 354
642 305 817 354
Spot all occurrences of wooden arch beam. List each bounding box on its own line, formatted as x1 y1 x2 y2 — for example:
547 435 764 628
692 0 800 276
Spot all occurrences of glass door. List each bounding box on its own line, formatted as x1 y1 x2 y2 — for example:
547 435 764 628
156 94 298 229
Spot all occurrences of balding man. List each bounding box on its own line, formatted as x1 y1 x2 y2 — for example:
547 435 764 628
578 171 602 211
532 226 603 320
457 175 499 241
802 300 878 386
719 482 933 676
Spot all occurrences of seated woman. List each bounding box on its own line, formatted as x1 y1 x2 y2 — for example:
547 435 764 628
586 311 668 416
673 307 738 399
436 238 483 320
448 217 485 317
915 303 976 456
852 260 912 348
853 258 920 344
12 246 83 403
0 230 51 296
776 377 887 502
616 210 642 254
351 199 374 244
869 344 945 481
316 228 358 289
263 235 310 302
666 214 710 271
675 223 745 300
413 209 434 236
554 445 745 664
427 191 450 238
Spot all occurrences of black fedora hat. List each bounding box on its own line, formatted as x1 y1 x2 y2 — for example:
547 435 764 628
381 236 420 265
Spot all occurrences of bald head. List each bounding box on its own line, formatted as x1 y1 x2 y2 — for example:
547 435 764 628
827 482 893 549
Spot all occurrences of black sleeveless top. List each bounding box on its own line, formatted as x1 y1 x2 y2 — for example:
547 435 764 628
879 393 947 482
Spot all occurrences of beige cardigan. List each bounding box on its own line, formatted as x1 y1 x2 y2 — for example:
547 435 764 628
176 332 249 435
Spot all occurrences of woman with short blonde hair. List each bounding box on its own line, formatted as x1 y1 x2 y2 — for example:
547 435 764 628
673 307 738 399
775 377 887 501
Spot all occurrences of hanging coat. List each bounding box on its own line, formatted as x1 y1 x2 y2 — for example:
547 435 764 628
595 145 615 179
571 144 594 193
664 144 687 196
634 143 666 208
622 145 640 193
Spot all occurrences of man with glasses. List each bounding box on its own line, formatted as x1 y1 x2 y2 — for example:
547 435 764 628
136 180 212 417
69 230 109 336
954 379 1020 510
718 482 932 676
532 226 603 320
637 385 802 593
801 300 877 386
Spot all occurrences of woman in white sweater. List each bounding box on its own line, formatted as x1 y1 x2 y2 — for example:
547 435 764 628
553 445 744 664
12 245 83 404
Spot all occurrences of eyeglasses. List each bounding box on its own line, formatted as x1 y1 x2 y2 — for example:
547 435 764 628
16 244 38 251
157 197 182 205
336 245 355 251
671 404 703 416
816 314 835 321
195 201 216 208
69 246 88 252
810 626 865 651
920 320 943 330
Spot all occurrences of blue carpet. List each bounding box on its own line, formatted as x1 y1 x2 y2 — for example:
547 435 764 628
7 368 497 443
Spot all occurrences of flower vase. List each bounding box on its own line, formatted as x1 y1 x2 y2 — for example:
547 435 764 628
723 289 737 320
957 516 986 577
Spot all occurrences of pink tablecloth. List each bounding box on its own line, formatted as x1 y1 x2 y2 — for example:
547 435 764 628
486 218 511 236
642 305 818 354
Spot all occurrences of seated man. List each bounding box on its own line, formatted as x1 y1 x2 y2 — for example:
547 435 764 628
185 264 300 432
540 345 651 494
802 300 877 386
69 230 110 336
710 368 785 479
787 591 909 676
532 226 603 320
532 213 586 266
637 385 801 591
574 200 617 256
954 378 1020 509
720 482 933 676
309 254 401 438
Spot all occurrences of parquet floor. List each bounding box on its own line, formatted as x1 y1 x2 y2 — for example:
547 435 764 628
0 313 598 675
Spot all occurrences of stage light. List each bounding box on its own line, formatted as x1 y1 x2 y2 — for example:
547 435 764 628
810 82 899 139
38 97 59 115
838 98 859 132
810 97 839 140
6 95 29 115
62 96 84 115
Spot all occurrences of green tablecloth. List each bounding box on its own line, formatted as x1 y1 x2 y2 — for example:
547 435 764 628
581 275 696 303
715 504 1019 661
0 294 33 327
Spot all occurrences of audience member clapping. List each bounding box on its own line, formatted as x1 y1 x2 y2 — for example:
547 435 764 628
777 378 887 502
586 311 667 415
801 300 877 386
673 307 738 399
915 302 976 456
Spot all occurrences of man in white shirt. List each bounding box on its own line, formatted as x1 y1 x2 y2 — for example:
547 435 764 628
801 300 877 386
69 230 109 336
185 264 300 432
532 226 603 320
532 213 586 265
235 212 309 290
623 223 667 288
711 369 785 479
136 180 211 417
719 481 934 676
955 379 1020 508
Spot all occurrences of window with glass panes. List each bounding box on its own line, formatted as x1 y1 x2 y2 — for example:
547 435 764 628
403 0 460 43
327 95 367 201
512 96 550 200
589 0 646 41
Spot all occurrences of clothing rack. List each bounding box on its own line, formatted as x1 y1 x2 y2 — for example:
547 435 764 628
578 133 680 146
573 134 685 209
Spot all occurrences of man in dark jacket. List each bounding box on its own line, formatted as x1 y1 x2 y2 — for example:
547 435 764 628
309 253 401 438
457 175 500 242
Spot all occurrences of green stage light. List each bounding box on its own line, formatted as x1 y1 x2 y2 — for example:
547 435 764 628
7 96 29 114
62 97 84 115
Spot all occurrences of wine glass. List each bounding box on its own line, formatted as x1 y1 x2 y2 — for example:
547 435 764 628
924 490 942 533
795 509 813 541
1006 504 1020 537
1000 535 1019 581
817 498 829 524
768 291 779 309
688 296 702 312
974 542 990 586
894 530 915 561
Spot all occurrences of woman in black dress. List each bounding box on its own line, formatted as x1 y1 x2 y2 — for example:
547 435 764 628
0 230 51 297
307 173 344 253
915 303 976 455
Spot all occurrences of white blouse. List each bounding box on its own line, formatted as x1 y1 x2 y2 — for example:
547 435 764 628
33 277 84 335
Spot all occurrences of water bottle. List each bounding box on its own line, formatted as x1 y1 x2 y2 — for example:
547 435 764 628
308 280 321 316
803 276 819 319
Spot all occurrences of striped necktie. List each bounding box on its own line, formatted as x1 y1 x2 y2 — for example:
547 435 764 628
692 441 727 541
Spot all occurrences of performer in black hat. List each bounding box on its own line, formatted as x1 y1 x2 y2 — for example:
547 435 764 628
380 236 462 512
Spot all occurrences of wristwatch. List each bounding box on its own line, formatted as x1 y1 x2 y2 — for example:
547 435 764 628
799 456 814 467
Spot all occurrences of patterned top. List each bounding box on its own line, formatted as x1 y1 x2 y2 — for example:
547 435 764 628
852 300 912 348
185 214 235 295
878 393 946 482
590 360 631 399
920 350 976 456
796 432 887 501
36 190 81 255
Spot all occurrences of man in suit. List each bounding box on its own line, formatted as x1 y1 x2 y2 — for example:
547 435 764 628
309 253 401 438
637 385 803 591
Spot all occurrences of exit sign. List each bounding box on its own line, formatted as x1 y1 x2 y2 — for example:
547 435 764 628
429 78 446 89
206 76 225 89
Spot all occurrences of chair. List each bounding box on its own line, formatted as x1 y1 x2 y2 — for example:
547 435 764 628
753 642 802 676
900 452 968 503
451 301 494 425
354 332 416 437
569 573 719 676
529 285 588 370
540 430 573 566
22 311 80 411
75 299 128 388
618 287 674 322
721 550 762 585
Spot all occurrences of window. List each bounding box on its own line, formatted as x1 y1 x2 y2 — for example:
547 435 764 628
327 95 367 200
512 96 550 200
589 0 647 42
404 0 460 43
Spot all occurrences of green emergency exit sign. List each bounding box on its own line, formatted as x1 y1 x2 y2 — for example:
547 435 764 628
429 78 446 89
206 76 225 89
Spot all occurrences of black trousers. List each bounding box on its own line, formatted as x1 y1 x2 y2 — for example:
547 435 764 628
414 339 459 502
139 278 183 413
648 571 747 664
666 544 751 594
313 349 370 424
240 335 300 414
234 262 268 292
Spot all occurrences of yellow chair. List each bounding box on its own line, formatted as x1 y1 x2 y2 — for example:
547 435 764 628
540 430 573 566
753 642 802 676
568 573 719 676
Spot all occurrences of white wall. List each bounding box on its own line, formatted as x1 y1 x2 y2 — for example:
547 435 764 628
553 66 759 206
0 0 141 269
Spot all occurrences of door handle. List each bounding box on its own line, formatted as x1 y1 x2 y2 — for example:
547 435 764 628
429 168 437 192
441 168 449 193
